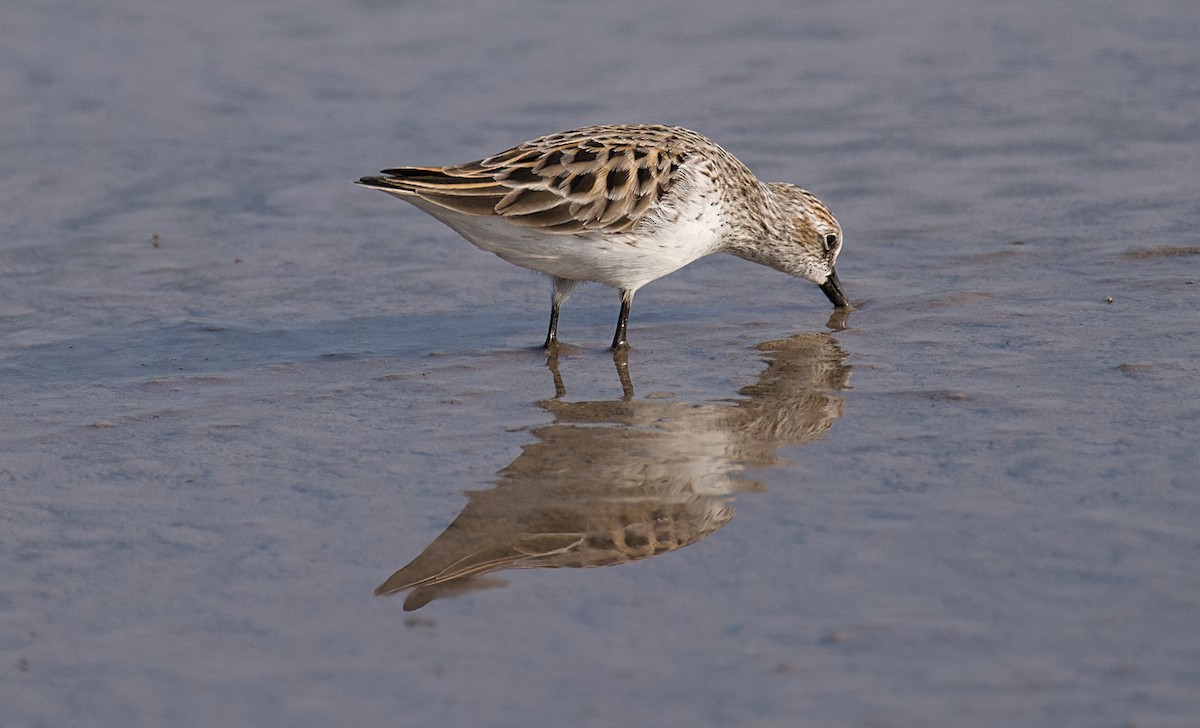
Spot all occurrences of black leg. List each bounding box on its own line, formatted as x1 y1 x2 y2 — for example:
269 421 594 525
543 301 560 350
611 289 633 350
544 278 574 350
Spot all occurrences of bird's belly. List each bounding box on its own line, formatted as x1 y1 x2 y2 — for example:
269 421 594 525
486 232 713 289
413 199 724 290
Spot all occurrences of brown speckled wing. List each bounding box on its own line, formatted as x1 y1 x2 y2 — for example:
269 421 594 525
360 128 685 234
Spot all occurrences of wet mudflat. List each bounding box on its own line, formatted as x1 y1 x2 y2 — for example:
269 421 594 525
2 1 1198 726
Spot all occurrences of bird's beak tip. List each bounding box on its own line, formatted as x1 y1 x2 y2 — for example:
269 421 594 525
819 269 851 309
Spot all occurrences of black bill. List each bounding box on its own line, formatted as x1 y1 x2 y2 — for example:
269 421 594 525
819 268 850 309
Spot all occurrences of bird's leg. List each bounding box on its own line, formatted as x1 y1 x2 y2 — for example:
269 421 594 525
611 289 634 350
544 307 559 350
544 278 575 350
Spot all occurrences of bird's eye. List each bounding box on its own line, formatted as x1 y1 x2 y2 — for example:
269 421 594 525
823 233 838 252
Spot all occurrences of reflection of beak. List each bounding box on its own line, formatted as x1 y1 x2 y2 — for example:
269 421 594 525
819 268 851 309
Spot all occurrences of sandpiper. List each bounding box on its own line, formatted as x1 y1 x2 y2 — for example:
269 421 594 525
357 124 848 350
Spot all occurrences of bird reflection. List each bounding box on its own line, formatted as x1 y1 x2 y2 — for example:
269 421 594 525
378 333 851 610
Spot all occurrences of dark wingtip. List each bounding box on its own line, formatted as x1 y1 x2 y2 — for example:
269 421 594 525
358 167 463 189
356 174 407 189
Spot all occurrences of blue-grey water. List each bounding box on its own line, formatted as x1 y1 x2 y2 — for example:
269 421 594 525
3 1 1198 726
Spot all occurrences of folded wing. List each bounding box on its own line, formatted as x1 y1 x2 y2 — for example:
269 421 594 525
357 128 685 234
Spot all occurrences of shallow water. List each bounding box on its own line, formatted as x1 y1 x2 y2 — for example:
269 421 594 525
3 0 1199 726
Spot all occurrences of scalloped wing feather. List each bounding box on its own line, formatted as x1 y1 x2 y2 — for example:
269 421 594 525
361 130 687 235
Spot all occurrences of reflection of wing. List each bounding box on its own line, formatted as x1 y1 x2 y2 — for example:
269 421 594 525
376 487 735 610
377 332 851 610
356 125 687 234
